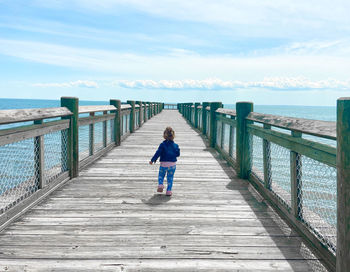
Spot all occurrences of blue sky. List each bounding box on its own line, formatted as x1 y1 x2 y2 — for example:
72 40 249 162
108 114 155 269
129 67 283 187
0 0 350 105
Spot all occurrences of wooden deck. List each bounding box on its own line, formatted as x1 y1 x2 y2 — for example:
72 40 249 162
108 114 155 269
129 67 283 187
0 110 323 271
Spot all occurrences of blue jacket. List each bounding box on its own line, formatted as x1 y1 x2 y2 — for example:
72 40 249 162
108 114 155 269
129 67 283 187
151 140 180 163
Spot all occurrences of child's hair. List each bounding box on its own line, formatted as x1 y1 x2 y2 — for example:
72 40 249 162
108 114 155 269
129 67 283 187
163 127 175 141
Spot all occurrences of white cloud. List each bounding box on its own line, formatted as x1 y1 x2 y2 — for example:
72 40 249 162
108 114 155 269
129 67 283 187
33 80 98 88
115 77 350 91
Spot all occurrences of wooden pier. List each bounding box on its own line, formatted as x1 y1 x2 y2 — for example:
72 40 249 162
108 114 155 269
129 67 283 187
0 109 323 271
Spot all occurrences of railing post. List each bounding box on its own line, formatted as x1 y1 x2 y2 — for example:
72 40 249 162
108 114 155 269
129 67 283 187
236 102 253 179
291 131 302 218
336 97 350 272
202 102 210 135
209 102 222 148
110 99 121 146
127 100 135 133
61 97 79 178
34 119 44 188
194 102 200 128
137 101 143 127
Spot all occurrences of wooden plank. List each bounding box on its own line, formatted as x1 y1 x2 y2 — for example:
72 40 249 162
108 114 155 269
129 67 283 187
247 112 336 140
0 120 70 146
78 105 116 114
78 113 115 127
0 107 72 125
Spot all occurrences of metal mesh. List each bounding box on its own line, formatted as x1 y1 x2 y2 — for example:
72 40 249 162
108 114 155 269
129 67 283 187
94 122 104 153
298 156 337 252
107 119 114 145
79 125 89 161
250 135 264 182
122 115 127 135
270 142 291 207
135 111 139 128
126 114 130 133
0 138 39 213
222 123 230 153
216 121 222 147
44 129 69 183
230 125 236 159
198 112 202 129
206 114 210 138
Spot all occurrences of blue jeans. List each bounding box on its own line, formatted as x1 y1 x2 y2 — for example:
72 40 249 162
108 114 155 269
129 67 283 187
158 165 176 191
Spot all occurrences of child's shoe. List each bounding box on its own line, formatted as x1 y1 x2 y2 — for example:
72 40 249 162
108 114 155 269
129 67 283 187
157 185 164 192
166 191 172 196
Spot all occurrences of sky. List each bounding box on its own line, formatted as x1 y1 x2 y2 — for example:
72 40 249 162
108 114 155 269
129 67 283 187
0 0 350 105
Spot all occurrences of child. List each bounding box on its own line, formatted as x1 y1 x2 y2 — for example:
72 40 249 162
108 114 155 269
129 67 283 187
149 127 180 196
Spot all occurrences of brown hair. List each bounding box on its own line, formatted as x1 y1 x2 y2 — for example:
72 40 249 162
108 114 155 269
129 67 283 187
163 127 175 141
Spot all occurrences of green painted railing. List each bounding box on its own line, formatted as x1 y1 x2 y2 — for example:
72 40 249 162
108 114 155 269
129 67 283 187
179 99 350 272
0 98 163 231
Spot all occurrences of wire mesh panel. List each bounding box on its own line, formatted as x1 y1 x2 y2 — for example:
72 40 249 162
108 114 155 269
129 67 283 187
135 111 139 128
126 114 130 133
44 129 69 183
107 119 114 145
223 123 230 153
198 112 202 129
0 138 39 213
270 142 291 207
122 115 127 135
216 120 222 147
230 125 236 159
298 156 337 252
250 135 264 182
94 122 104 153
79 125 90 161
206 114 210 138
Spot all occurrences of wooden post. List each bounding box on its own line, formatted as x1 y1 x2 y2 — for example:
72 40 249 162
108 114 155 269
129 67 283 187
61 97 79 178
263 124 272 189
137 101 143 127
89 112 95 155
209 102 222 148
202 102 210 135
34 119 44 189
110 99 121 146
236 102 253 179
194 103 200 128
127 100 135 133
336 97 350 272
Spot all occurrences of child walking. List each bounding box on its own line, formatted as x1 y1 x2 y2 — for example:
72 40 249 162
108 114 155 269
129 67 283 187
149 127 180 196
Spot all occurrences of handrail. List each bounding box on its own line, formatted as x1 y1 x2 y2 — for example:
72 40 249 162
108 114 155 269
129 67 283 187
0 107 72 125
78 105 116 114
247 112 335 140
178 101 346 272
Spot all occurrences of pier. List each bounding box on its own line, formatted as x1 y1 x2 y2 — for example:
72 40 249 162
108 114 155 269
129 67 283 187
0 98 349 271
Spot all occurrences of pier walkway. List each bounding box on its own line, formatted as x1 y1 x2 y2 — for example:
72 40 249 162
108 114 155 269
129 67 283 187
0 110 320 271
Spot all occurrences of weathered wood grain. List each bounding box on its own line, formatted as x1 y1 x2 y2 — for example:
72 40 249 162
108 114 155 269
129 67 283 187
247 112 336 140
0 107 72 125
78 105 116 114
0 110 321 271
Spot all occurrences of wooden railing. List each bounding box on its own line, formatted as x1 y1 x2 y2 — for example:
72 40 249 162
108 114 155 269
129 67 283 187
179 100 350 272
0 97 163 231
